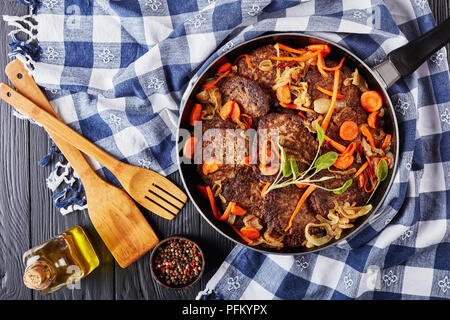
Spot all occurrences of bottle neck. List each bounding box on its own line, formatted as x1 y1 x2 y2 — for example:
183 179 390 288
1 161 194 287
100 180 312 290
23 260 55 290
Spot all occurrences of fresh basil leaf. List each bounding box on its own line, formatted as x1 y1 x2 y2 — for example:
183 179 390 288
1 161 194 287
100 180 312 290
314 152 338 171
333 179 353 195
376 158 388 182
316 122 325 146
289 158 299 179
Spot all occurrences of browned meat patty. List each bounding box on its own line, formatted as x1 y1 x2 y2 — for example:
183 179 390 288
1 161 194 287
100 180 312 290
218 75 270 118
261 185 318 247
305 62 360 108
236 44 278 91
255 112 318 182
197 117 250 187
221 170 266 218
307 164 370 217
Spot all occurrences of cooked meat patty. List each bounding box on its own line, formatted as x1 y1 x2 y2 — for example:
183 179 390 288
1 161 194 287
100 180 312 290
197 117 249 187
218 75 270 118
305 62 360 108
255 112 318 181
261 185 318 247
221 170 266 218
307 164 370 216
236 44 278 91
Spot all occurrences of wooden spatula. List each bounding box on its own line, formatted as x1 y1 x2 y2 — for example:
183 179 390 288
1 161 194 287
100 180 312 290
0 75 187 220
3 60 159 268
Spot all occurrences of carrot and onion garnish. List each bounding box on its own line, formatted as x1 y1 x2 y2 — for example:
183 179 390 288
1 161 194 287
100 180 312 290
270 51 318 62
276 43 308 55
203 69 230 90
321 57 345 71
217 62 232 74
360 125 376 148
360 90 383 112
189 103 203 126
367 111 378 129
306 44 331 56
285 185 317 232
279 102 315 113
321 69 341 132
316 86 344 99
276 85 292 104
316 52 328 78
183 137 197 159
381 134 392 150
339 120 359 141
202 159 223 175
233 54 254 69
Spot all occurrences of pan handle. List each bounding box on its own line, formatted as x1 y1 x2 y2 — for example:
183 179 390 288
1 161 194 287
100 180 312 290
374 17 450 88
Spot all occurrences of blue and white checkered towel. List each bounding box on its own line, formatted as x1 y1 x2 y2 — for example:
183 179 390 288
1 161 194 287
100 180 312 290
5 0 449 299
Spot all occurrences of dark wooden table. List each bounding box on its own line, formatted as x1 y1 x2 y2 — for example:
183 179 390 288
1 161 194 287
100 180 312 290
1 1 449 300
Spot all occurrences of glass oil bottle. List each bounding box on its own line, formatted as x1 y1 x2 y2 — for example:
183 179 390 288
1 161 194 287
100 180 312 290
22 225 99 295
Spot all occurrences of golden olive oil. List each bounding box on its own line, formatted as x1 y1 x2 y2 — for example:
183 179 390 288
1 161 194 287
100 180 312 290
22 226 99 295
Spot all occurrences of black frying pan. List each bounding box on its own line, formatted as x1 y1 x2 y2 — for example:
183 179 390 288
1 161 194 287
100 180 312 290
176 18 450 254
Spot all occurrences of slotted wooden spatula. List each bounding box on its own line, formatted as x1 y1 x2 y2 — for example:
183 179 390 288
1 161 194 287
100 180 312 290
0 74 187 221
3 60 159 268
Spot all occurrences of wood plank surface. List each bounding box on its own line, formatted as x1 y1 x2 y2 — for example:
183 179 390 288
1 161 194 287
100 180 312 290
0 0 448 300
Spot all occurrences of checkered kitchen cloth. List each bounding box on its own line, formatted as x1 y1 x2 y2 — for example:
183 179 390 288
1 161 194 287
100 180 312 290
5 0 449 298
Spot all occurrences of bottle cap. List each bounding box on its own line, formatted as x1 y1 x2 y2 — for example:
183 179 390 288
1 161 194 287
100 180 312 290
23 263 52 290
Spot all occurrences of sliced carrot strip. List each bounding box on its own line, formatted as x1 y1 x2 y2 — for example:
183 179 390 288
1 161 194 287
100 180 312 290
231 102 241 123
241 156 250 166
203 70 230 90
240 226 260 240
358 174 365 189
323 134 346 153
219 100 235 120
276 85 292 104
261 181 271 197
360 125 376 148
285 185 317 232
217 62 232 74
230 225 253 243
231 204 247 216
295 183 308 188
240 114 252 128
316 85 344 99
270 51 318 62
306 44 331 56
206 186 221 219
381 134 392 150
189 103 203 126
321 57 346 71
197 185 208 198
354 161 369 178
219 202 235 221
340 142 357 157
321 69 340 133
368 111 378 129
259 163 279 176
279 102 316 113
183 137 197 159
233 54 254 69
339 120 359 141
298 111 306 119
316 52 329 78
360 90 383 112
202 159 223 175
276 43 308 54
334 154 354 169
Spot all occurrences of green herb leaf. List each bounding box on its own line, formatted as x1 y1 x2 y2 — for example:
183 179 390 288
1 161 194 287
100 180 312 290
289 158 299 179
314 152 338 172
376 158 388 182
316 122 325 146
281 148 292 177
333 179 353 194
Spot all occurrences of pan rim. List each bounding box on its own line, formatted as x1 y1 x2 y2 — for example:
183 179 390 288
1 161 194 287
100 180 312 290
176 32 400 255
